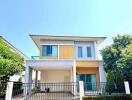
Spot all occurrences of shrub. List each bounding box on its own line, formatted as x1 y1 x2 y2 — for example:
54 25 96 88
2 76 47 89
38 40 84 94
105 72 125 94
83 94 132 100
31 87 40 94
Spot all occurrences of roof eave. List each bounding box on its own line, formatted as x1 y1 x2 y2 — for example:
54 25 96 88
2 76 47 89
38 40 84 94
29 34 106 48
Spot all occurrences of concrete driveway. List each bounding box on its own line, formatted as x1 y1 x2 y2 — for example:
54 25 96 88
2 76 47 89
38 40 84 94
13 92 79 100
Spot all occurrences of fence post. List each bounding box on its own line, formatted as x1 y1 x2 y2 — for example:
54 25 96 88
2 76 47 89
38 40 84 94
124 81 130 94
79 81 84 100
5 82 14 100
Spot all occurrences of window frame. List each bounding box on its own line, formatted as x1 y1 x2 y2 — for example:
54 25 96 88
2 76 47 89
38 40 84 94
86 46 92 58
42 45 58 57
77 46 83 58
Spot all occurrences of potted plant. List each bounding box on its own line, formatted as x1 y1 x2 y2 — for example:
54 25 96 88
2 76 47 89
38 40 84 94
31 87 40 95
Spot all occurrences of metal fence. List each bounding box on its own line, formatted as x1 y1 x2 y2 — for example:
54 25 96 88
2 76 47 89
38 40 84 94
12 82 80 100
0 82 130 100
84 82 126 96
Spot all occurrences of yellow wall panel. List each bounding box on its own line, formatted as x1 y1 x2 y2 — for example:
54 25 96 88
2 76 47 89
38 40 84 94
76 61 99 67
59 45 74 59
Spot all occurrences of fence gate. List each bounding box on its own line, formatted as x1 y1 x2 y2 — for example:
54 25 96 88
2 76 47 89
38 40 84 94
12 83 79 100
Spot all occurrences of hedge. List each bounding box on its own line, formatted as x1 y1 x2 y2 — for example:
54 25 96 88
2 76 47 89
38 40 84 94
83 94 132 100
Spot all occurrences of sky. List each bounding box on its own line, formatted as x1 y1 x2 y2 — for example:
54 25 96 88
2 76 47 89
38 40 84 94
0 0 132 58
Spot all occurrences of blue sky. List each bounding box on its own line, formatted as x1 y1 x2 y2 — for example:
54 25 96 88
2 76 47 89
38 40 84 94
0 0 132 58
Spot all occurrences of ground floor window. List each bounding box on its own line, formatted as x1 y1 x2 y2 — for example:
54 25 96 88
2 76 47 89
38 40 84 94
76 74 96 91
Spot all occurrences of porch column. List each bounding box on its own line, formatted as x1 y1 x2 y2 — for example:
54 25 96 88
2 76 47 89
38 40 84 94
73 60 76 83
35 70 38 87
99 61 106 94
73 60 77 95
99 61 106 82
25 65 32 83
24 65 32 96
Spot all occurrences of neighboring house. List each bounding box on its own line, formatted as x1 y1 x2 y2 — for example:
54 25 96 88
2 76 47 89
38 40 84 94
25 35 106 91
0 36 29 82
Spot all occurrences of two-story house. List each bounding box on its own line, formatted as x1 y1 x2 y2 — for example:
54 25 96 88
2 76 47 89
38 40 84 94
25 35 106 91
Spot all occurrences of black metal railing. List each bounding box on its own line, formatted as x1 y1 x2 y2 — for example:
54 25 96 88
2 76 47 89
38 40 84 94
12 82 23 97
1 82 128 100
12 82 79 100
84 82 126 96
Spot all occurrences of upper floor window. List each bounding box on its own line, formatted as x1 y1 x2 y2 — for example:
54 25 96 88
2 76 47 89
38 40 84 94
78 46 83 58
87 47 92 57
42 45 58 57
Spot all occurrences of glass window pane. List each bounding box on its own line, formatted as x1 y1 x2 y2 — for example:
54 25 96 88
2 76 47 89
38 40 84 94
79 74 85 82
42 45 47 56
86 74 91 82
52 46 58 56
85 74 96 91
76 74 80 82
91 75 96 83
78 47 83 58
87 47 92 57
76 74 80 92
91 75 96 91
47 45 52 56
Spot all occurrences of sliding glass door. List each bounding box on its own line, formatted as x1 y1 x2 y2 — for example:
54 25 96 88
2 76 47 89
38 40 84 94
76 74 96 91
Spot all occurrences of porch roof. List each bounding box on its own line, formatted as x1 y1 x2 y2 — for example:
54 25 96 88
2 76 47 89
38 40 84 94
26 60 73 69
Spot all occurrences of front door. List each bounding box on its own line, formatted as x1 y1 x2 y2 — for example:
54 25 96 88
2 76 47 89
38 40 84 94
77 74 96 91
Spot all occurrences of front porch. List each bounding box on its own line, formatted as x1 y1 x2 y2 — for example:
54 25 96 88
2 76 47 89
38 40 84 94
25 59 76 83
24 59 77 95
34 69 73 92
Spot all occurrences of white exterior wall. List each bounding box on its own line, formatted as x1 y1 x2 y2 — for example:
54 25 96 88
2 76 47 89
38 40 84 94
40 70 71 83
75 42 96 60
40 70 72 92
94 41 98 59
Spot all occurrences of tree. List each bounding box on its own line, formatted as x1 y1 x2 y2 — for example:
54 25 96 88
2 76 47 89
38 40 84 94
101 34 132 81
0 39 24 82
120 44 132 80
105 71 124 94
